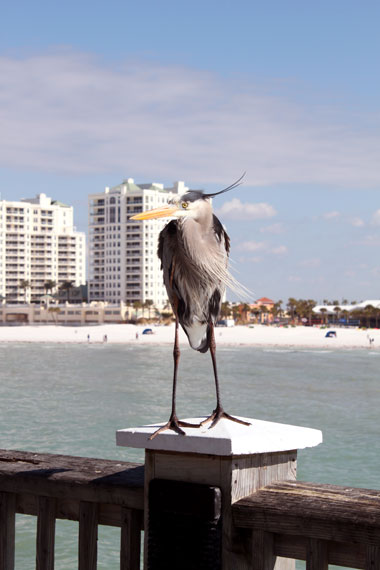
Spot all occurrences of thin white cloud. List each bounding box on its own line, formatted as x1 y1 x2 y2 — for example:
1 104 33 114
260 223 285 234
271 245 288 255
217 199 276 220
323 211 341 220
348 217 364 227
237 241 267 252
237 241 287 255
323 212 365 226
300 257 321 268
0 51 380 186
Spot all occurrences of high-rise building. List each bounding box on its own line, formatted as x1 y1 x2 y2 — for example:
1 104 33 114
88 178 189 308
0 193 86 303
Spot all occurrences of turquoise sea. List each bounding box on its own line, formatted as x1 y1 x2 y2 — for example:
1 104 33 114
0 342 379 568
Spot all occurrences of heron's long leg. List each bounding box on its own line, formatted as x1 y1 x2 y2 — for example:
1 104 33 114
201 322 250 428
149 317 199 440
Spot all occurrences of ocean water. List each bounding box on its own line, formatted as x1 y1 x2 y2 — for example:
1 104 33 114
0 342 379 568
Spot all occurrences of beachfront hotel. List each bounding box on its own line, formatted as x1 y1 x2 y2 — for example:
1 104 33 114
0 193 86 303
88 178 188 308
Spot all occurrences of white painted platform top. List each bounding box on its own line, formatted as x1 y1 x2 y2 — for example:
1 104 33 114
116 417 322 456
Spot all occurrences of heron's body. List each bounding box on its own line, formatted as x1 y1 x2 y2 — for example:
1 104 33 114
158 212 229 352
131 175 249 438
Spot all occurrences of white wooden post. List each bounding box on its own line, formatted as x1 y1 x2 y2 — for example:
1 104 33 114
117 417 322 570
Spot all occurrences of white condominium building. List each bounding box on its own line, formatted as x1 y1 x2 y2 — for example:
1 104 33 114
88 178 189 308
0 193 86 303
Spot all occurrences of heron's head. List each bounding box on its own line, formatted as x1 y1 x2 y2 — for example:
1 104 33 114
130 192 212 223
130 174 245 223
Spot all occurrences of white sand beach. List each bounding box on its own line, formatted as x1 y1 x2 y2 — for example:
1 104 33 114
0 323 378 350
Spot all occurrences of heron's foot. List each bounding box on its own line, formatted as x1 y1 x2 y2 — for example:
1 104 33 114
200 406 251 429
149 415 201 440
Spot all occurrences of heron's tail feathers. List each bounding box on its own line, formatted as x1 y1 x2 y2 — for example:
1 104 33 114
223 268 252 302
225 262 253 302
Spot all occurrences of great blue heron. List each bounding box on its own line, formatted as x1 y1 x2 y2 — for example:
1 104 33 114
131 175 250 438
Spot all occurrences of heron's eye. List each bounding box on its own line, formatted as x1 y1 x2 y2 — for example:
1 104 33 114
181 202 189 209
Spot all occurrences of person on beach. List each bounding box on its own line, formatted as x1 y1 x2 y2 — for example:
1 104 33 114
367 334 374 348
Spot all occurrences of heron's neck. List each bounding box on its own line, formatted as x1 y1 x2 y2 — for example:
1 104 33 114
189 201 213 232
180 209 215 263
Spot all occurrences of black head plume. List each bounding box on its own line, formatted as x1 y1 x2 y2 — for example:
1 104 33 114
203 172 246 199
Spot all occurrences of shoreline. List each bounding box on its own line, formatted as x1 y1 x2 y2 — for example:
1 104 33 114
0 323 379 350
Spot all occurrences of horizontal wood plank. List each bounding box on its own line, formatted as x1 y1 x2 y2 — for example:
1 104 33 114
0 449 144 510
274 534 366 568
16 493 144 529
233 481 380 545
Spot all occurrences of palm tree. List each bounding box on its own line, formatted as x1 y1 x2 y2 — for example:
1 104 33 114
259 304 269 324
306 299 316 325
295 299 307 323
48 307 60 324
59 281 74 302
364 305 376 328
350 308 362 327
19 279 30 304
374 308 380 329
220 301 231 319
341 309 349 325
133 301 142 320
240 303 251 323
144 299 154 320
232 304 240 322
251 307 260 323
270 300 282 323
287 298 297 323
320 308 328 325
333 305 341 325
44 280 56 295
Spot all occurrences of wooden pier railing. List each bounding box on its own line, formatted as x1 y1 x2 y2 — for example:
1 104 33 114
0 449 144 570
232 480 380 569
1 449 380 569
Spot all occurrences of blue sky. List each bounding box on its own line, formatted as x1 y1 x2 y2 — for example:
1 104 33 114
1 0 379 302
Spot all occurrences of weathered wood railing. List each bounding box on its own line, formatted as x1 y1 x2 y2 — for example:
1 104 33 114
232 480 380 569
2 449 380 569
0 449 144 570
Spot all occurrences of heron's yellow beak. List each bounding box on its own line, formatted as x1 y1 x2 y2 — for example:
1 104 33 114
130 205 178 220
